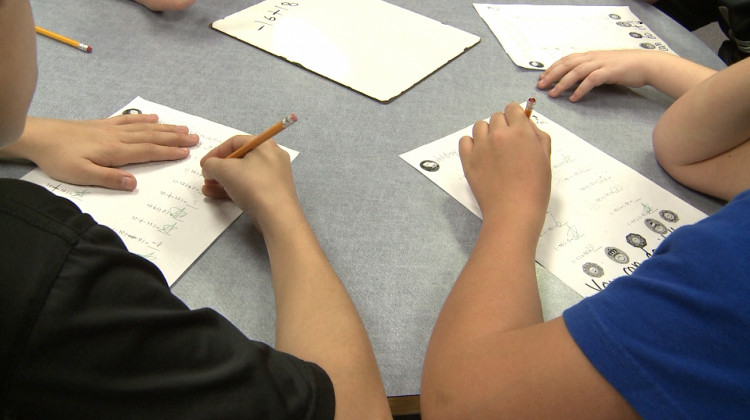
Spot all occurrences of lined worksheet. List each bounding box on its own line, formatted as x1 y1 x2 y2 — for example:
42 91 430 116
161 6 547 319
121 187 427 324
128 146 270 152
400 109 705 297
22 97 298 286
474 4 675 69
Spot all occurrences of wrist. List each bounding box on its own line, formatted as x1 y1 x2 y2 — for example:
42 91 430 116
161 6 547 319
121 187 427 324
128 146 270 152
646 53 714 99
0 134 32 160
481 207 546 246
0 116 49 161
254 200 308 239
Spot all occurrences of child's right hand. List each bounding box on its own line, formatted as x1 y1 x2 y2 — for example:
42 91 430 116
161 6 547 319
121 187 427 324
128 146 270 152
459 103 552 234
200 137 302 234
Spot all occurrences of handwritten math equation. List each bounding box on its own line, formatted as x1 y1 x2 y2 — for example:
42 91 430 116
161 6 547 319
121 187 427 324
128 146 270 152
254 2 300 31
117 228 163 261
44 183 91 201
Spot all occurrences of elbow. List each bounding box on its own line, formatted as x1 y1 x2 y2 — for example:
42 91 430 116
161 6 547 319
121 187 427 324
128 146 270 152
652 117 674 174
421 363 479 420
652 116 686 181
0 112 27 149
420 378 460 420
652 124 737 201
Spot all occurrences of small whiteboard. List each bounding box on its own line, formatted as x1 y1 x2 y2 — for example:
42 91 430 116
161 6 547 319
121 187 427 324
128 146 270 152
212 0 481 102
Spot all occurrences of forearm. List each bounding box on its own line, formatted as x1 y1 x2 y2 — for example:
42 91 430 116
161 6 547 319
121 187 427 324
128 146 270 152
642 52 716 99
653 57 750 199
262 210 390 420
422 219 542 416
199 142 389 417
434 221 543 338
428 105 549 356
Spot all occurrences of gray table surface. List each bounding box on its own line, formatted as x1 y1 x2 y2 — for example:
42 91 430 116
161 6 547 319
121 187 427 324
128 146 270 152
9 0 726 397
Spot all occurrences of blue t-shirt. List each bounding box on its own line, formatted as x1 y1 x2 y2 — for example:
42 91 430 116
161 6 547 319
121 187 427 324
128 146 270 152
564 189 750 419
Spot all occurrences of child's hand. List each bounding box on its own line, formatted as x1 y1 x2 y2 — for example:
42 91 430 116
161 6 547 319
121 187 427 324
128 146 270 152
459 103 551 233
7 115 198 190
201 138 301 233
537 50 656 102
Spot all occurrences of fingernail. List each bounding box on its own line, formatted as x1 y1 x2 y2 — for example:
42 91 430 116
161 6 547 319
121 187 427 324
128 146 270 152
121 176 137 191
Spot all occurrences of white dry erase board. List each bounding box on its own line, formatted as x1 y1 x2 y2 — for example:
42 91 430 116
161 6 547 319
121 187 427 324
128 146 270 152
212 0 481 103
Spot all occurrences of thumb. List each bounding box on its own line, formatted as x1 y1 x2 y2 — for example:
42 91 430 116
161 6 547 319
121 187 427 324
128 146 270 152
79 162 138 191
201 156 244 193
200 156 226 184
201 157 237 199
200 135 253 167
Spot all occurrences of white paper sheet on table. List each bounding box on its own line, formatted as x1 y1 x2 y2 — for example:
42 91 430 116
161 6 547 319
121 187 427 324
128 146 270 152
212 0 480 103
22 97 298 286
474 4 675 70
400 109 705 297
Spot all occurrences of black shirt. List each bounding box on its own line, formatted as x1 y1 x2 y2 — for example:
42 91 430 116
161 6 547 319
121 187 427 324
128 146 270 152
0 179 334 419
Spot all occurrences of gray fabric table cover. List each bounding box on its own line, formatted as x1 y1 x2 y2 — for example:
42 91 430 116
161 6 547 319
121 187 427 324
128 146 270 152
5 0 726 397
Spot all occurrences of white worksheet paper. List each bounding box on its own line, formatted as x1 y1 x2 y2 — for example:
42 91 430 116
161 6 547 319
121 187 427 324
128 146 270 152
212 0 480 103
22 97 299 286
400 110 705 297
474 4 674 70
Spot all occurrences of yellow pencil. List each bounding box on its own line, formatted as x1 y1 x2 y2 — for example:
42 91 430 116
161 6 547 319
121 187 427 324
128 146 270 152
524 97 536 118
227 114 298 159
35 26 92 53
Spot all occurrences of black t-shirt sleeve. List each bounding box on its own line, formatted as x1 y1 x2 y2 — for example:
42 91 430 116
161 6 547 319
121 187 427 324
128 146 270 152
0 179 335 419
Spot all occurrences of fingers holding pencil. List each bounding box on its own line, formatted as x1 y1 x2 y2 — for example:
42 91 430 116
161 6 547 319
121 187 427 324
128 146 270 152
201 113 299 214
199 135 254 167
201 138 299 226
200 136 275 199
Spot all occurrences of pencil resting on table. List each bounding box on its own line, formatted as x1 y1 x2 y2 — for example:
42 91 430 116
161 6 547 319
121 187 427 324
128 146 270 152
35 26 92 53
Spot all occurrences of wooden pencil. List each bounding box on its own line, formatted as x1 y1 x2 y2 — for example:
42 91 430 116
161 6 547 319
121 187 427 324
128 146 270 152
35 26 92 53
524 98 536 118
227 113 298 158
